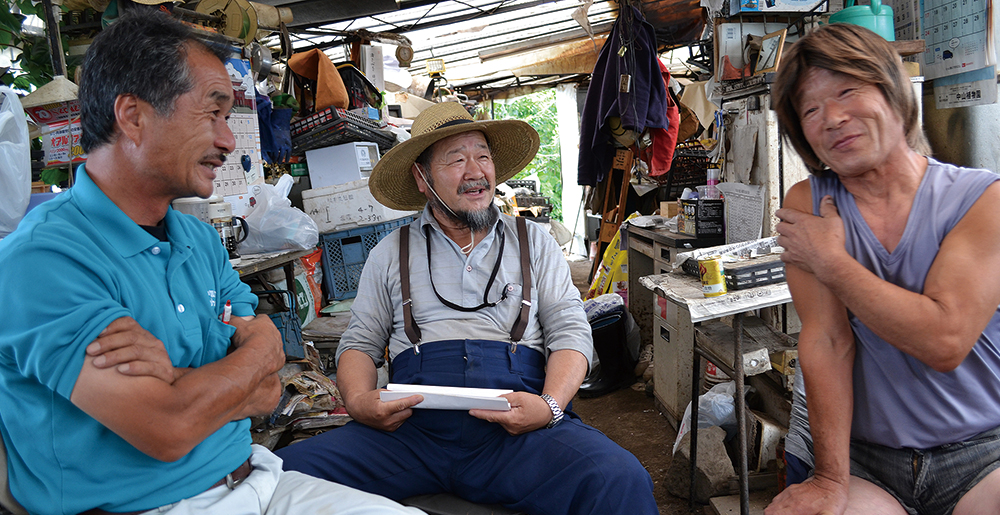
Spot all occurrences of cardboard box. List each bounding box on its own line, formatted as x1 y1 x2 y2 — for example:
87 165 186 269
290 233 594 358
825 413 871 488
660 200 680 218
679 198 724 237
302 178 416 233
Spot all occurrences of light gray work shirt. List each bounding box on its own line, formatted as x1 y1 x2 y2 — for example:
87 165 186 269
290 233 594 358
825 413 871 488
336 206 593 369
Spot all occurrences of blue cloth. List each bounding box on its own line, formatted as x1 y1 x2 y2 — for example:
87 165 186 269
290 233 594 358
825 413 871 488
577 6 667 186
810 158 1000 449
278 339 658 515
0 167 257 515
256 92 277 164
785 452 813 486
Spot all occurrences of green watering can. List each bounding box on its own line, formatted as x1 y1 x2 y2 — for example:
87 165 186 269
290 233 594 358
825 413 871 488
829 0 895 41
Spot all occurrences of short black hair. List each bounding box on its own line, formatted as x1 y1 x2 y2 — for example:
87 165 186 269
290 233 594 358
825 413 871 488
78 10 231 152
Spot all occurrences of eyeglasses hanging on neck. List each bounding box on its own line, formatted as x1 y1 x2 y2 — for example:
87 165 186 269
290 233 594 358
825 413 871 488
423 223 508 312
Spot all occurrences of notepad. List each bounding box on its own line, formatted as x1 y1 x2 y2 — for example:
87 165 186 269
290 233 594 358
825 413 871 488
379 384 512 411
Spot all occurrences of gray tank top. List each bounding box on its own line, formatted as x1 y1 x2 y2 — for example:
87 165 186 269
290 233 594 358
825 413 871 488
810 158 1000 449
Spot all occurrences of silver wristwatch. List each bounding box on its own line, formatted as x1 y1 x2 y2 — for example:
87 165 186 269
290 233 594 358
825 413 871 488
540 393 564 429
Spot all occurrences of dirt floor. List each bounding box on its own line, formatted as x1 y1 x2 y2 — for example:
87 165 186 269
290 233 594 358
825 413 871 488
567 256 701 515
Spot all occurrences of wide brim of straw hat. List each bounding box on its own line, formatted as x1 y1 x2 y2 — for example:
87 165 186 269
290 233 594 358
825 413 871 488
369 102 540 211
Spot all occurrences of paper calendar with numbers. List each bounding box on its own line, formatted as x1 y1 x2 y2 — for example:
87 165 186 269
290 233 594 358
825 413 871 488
921 0 994 80
215 58 264 198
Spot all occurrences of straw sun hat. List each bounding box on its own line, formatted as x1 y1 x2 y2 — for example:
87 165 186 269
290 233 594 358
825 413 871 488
369 101 540 211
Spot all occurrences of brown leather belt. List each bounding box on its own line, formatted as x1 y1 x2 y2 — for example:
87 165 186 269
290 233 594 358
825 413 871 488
79 458 253 515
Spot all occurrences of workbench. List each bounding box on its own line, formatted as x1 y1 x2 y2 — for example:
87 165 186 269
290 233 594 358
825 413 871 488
641 271 792 515
624 223 723 426
235 249 312 289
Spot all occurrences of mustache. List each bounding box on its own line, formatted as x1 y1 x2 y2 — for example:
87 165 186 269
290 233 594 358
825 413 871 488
458 179 491 194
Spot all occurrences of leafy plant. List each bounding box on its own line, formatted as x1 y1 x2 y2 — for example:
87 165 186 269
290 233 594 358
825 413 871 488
491 89 563 221
0 1 77 186
0 0 65 92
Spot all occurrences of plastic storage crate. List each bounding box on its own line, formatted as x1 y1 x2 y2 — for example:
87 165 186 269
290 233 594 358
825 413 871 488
656 142 711 199
290 106 396 155
320 216 416 301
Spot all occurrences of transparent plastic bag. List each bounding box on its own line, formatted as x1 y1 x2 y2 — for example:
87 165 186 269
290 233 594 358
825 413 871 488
239 175 319 253
672 380 737 454
0 87 30 238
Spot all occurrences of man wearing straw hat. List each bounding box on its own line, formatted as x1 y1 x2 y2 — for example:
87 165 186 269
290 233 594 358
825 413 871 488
0 11 422 515
276 101 658 515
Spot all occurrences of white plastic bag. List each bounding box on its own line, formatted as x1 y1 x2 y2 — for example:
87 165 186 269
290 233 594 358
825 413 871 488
672 380 738 454
239 175 319 253
0 87 30 238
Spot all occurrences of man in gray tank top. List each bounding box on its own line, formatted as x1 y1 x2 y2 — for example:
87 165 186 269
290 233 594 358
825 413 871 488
765 24 1000 515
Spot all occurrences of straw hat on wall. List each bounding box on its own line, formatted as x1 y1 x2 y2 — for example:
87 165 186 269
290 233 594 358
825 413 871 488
369 101 540 211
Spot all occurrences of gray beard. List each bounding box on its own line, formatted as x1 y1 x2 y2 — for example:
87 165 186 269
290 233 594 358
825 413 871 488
428 195 499 232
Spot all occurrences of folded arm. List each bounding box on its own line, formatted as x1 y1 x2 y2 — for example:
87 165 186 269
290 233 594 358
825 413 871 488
776 180 1000 371
70 314 285 462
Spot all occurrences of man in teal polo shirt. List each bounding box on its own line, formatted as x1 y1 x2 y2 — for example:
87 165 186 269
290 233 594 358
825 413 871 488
0 10 421 515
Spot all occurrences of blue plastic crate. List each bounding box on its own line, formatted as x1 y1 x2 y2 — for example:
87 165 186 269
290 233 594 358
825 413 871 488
320 216 416 301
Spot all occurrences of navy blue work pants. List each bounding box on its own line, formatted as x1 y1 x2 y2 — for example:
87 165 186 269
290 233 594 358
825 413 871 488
276 340 658 515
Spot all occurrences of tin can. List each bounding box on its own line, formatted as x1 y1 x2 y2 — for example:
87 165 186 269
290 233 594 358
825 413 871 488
698 255 727 297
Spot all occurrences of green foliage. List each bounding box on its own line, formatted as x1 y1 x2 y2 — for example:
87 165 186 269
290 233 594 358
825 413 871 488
0 0 66 92
490 89 564 221
39 166 67 185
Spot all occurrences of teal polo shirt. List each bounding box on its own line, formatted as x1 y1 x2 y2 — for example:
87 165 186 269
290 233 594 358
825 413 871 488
0 168 258 515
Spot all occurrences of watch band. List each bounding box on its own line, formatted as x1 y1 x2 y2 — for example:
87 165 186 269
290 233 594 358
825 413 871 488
540 393 564 429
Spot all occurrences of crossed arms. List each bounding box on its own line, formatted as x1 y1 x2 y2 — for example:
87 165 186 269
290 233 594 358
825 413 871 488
71 314 285 462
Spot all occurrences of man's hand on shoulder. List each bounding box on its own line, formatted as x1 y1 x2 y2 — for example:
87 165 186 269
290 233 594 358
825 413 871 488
764 474 848 515
776 194 849 279
469 392 551 435
345 389 422 432
87 317 179 384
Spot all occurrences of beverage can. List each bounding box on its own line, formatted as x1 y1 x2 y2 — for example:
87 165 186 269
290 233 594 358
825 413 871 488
698 255 727 297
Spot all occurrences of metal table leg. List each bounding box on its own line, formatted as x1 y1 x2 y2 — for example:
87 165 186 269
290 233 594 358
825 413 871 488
734 313 749 515
283 261 296 293
689 341 701 509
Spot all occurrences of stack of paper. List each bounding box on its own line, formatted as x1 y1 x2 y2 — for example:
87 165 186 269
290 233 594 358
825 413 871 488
380 384 512 411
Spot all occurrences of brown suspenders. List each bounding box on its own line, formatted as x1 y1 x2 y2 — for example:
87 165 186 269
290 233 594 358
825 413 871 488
399 217 532 349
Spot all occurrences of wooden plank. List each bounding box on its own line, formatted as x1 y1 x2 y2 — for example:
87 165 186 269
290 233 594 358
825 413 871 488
749 371 792 428
695 320 773 376
708 488 775 515
890 39 926 57
631 237 654 260
741 317 793 355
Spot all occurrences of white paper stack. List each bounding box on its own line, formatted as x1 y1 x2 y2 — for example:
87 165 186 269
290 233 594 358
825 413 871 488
380 384 512 411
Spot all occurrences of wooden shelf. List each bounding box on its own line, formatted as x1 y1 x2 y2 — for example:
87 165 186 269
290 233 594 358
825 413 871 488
890 39 926 57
